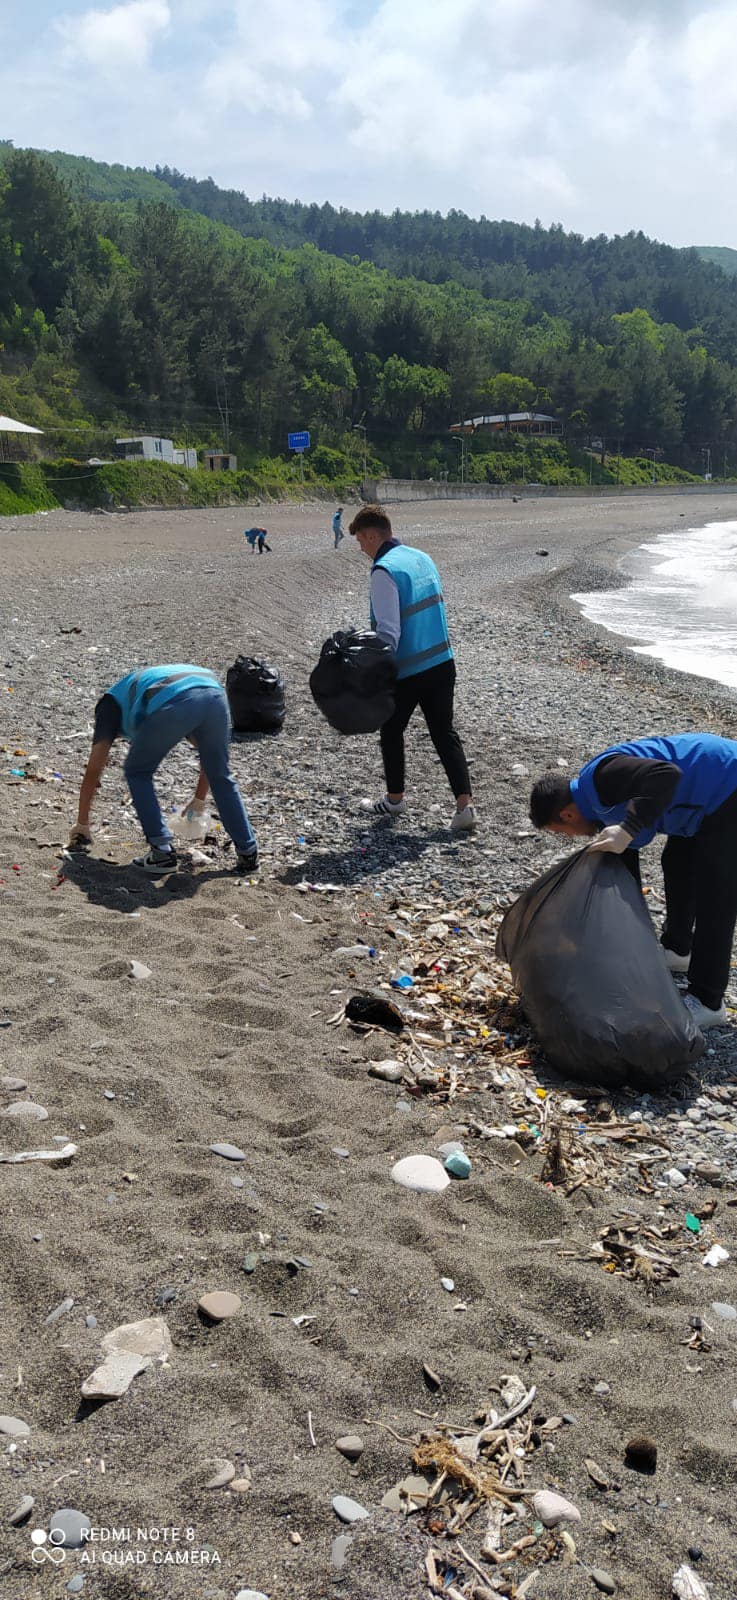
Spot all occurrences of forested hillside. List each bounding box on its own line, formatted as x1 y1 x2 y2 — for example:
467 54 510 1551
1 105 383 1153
696 246 737 278
2 141 737 486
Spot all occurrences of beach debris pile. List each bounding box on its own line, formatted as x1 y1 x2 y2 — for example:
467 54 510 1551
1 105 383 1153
370 1371 598 1599
333 893 737 1206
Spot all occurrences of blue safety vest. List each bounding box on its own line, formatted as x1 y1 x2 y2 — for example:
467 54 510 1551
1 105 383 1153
570 734 737 848
371 546 453 680
107 664 221 738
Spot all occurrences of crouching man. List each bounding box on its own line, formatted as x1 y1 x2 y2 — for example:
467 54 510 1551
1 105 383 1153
69 663 258 875
529 732 737 1029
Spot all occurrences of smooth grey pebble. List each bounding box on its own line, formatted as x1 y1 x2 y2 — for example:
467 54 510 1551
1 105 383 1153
49 1508 92 1548
9 1493 35 1525
331 1533 353 1569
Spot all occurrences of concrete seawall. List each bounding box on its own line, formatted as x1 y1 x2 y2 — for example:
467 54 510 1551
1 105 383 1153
364 478 737 505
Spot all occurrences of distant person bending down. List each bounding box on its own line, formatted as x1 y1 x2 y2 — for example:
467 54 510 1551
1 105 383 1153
333 507 344 549
529 732 737 1030
243 527 271 554
68 664 258 876
349 503 476 834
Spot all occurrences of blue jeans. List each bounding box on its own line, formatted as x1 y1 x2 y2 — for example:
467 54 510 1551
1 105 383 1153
124 687 256 854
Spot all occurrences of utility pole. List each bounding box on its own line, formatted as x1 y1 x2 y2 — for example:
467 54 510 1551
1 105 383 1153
453 436 466 483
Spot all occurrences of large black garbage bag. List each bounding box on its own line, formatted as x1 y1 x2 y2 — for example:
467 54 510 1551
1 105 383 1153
226 656 285 734
496 848 705 1090
309 628 397 735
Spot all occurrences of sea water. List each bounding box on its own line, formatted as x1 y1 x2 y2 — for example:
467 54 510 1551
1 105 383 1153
573 519 737 691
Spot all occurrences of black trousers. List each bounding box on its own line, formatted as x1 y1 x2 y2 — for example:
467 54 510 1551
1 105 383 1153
659 786 737 1009
379 658 471 799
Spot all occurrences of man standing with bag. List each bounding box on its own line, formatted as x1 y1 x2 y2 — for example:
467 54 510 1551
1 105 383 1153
349 504 476 833
69 663 258 875
529 732 737 1029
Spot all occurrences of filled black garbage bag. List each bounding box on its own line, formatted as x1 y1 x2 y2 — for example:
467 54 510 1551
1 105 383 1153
226 656 285 733
496 848 705 1090
309 628 397 736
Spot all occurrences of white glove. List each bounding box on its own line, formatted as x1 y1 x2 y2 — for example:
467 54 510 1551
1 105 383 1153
588 825 632 855
184 799 206 822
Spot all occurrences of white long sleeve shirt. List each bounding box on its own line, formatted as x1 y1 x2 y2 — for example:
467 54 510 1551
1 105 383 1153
370 565 401 651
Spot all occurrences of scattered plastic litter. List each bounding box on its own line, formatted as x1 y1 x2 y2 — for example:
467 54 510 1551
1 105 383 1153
702 1244 729 1268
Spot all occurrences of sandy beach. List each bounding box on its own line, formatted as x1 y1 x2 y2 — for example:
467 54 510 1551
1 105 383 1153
1 493 737 1600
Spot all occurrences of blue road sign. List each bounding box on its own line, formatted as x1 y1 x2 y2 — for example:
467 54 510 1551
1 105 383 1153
288 431 310 452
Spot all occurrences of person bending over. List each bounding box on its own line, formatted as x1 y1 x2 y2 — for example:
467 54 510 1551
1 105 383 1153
529 732 737 1029
243 527 271 554
349 503 476 834
69 663 258 876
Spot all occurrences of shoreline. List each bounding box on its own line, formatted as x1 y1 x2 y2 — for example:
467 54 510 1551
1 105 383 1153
1 495 736 1600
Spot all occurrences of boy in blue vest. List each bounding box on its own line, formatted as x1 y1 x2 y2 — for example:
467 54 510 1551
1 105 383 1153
68 664 258 876
349 504 476 833
244 527 271 553
332 508 344 549
529 733 737 1029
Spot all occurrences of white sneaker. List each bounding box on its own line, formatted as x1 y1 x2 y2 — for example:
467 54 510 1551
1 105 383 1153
366 795 407 817
684 993 728 1029
662 946 690 974
450 803 477 834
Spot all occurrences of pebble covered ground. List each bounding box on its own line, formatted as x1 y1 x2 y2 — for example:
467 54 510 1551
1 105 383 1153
1 494 736 1600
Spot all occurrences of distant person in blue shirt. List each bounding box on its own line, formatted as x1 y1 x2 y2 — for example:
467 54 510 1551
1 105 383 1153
333 508 344 549
244 527 271 554
530 733 737 1030
68 664 258 877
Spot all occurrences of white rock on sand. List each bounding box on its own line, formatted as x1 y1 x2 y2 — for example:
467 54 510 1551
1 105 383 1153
82 1316 172 1399
390 1154 450 1193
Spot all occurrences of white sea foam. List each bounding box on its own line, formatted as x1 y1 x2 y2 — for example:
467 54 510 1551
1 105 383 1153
573 519 737 690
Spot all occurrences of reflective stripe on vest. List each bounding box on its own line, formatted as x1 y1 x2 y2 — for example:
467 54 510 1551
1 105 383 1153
571 734 737 849
107 665 221 737
371 546 453 680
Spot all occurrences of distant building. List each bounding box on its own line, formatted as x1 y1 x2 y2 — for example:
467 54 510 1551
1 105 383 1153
203 450 238 472
450 412 562 437
115 436 197 469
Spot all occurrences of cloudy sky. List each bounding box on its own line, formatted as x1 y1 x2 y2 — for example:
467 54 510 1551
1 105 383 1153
3 0 736 246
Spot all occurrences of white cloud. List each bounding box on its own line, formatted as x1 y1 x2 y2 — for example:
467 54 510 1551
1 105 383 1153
58 0 170 71
5 1 737 244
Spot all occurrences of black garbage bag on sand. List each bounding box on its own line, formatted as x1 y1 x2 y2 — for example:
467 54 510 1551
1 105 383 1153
309 628 397 736
226 656 286 734
496 848 705 1090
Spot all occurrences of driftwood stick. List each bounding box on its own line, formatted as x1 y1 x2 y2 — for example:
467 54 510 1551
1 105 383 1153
457 1542 494 1587
362 1415 416 1445
495 1384 536 1430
